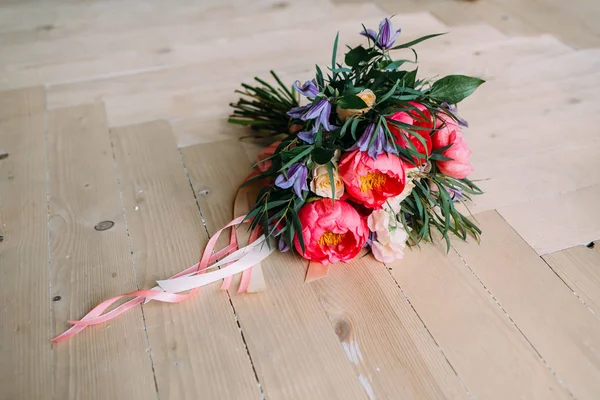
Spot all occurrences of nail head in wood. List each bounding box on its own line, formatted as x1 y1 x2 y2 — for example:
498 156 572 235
94 221 114 231
586 242 595 249
53 296 61 302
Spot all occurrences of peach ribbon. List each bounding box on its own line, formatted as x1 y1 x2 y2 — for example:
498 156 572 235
52 215 270 343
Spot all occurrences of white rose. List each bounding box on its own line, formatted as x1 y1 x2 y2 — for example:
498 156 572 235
371 228 408 263
310 164 344 199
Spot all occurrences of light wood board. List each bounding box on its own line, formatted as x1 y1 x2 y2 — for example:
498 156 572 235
0 87 52 400
46 103 156 399
543 244 600 317
110 121 260 399
452 210 600 400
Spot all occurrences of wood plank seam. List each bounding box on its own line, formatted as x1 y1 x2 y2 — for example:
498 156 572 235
448 242 576 399
539 257 599 321
42 108 57 398
177 146 265 397
107 126 161 397
380 266 474 399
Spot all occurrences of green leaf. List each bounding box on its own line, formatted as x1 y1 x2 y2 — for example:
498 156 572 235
345 45 372 67
429 75 485 104
332 32 339 74
350 117 360 140
312 148 335 165
376 79 401 105
291 212 305 254
384 59 415 70
279 146 314 171
315 65 324 88
327 162 336 201
340 116 354 138
390 32 447 50
337 94 368 109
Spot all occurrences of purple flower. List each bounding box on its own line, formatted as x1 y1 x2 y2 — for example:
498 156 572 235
293 80 319 98
349 123 398 159
275 163 309 199
297 125 317 144
361 17 401 50
449 187 464 202
440 102 469 127
287 104 310 119
301 98 336 131
278 237 290 252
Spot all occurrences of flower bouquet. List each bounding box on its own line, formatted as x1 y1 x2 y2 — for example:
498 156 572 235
229 17 483 266
54 17 484 342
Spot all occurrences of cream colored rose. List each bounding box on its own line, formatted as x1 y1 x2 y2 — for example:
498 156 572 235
337 89 376 122
368 208 408 263
310 164 345 199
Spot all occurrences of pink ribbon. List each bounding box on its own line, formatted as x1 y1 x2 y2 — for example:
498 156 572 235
52 215 253 343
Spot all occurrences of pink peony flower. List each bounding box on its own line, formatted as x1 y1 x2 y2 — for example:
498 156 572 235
338 150 406 209
256 141 281 172
294 199 368 265
387 102 434 166
433 115 474 179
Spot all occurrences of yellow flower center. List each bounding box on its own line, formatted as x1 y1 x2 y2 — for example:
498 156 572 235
318 231 346 246
359 172 387 192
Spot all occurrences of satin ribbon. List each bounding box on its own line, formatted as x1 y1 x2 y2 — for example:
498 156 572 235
52 215 269 343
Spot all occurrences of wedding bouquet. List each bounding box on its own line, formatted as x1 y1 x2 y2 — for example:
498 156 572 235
53 17 484 342
229 17 483 265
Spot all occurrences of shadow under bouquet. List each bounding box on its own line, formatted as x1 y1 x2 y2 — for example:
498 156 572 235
229 16 484 267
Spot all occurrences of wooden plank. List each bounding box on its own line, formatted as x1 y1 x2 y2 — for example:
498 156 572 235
0 87 52 399
452 210 600 400
312 256 470 399
0 85 45 120
0 7 387 90
182 139 470 399
0 0 334 45
498 185 600 255
488 0 600 48
543 245 600 316
110 121 260 399
47 103 156 399
181 140 367 400
390 241 572 400
46 13 447 110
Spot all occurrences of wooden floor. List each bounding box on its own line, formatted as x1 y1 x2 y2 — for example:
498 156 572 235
1 0 600 399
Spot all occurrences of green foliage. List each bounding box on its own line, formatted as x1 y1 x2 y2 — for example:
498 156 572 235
229 23 485 252
429 75 486 104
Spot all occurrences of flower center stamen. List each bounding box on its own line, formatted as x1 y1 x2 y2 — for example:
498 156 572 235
359 172 387 192
318 231 346 246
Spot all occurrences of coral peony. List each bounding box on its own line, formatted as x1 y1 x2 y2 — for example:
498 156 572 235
338 150 406 209
294 199 369 265
433 114 474 179
387 102 434 165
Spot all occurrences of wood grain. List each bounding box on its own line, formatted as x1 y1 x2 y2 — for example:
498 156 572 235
183 139 471 399
181 140 367 400
47 103 156 399
312 256 469 399
0 87 52 400
391 241 572 399
452 210 600 400
0 85 45 120
543 245 600 316
498 185 600 255
110 121 260 399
